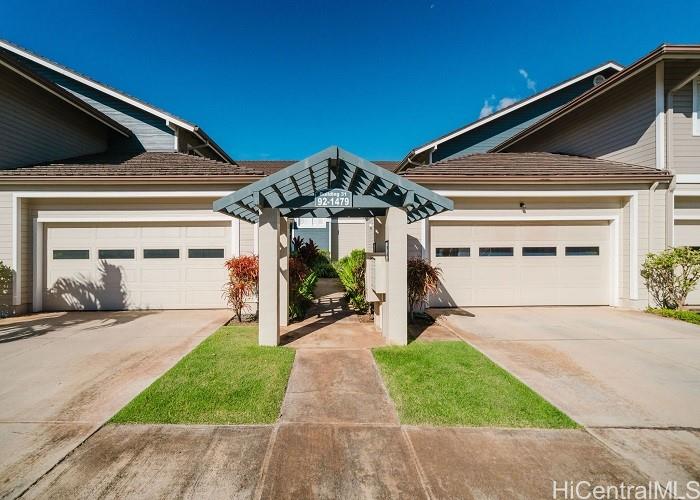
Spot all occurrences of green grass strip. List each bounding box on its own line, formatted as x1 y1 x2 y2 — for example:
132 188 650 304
647 307 700 326
373 341 578 428
112 326 294 424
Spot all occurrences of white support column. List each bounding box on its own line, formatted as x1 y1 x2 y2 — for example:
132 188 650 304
420 218 430 260
383 207 408 345
32 219 43 312
11 195 22 307
231 219 240 257
279 216 289 327
258 209 280 346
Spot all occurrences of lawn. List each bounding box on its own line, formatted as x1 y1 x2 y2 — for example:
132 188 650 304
111 325 295 424
647 307 700 326
373 341 578 428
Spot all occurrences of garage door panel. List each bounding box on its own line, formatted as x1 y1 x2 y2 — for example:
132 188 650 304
429 221 609 307
45 223 229 311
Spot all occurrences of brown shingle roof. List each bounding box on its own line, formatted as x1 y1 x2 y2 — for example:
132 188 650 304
237 160 399 174
0 152 265 177
0 153 400 180
401 152 672 182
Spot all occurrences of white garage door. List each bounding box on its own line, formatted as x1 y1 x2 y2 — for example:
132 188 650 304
675 220 700 305
429 221 610 307
44 222 230 311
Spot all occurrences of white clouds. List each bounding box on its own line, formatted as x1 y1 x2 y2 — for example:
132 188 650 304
478 68 536 118
497 97 518 110
519 68 536 92
479 100 494 118
479 96 518 118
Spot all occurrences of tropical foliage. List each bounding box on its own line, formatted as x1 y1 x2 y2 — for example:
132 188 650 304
223 255 259 322
641 246 700 309
334 249 369 313
407 258 442 321
288 256 318 320
0 261 12 317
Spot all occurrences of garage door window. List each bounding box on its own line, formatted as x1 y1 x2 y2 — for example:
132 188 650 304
53 249 89 260
144 249 180 259
436 247 470 257
565 246 599 256
522 247 557 257
98 249 135 259
188 248 225 259
479 247 514 257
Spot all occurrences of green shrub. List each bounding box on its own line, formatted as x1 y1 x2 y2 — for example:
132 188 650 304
0 261 11 318
407 258 442 321
647 307 700 326
311 250 337 278
641 247 700 309
288 257 318 321
334 249 369 313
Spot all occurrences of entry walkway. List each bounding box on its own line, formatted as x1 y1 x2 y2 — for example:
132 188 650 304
280 279 396 424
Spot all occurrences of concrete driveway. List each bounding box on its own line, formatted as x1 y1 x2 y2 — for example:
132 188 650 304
0 309 230 500
435 306 700 481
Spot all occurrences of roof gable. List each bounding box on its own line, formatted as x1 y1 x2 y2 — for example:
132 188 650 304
398 62 622 171
0 39 234 163
493 44 700 152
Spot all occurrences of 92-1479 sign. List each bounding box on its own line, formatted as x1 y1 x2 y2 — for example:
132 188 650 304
314 189 353 208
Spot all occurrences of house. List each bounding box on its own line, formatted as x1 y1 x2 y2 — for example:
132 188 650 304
0 39 697 316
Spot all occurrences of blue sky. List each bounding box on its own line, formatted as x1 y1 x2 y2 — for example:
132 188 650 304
2 0 699 160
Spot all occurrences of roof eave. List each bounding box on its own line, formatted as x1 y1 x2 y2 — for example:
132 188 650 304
0 175 265 185
402 175 673 184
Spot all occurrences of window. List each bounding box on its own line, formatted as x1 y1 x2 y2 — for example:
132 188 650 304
98 249 135 259
188 248 224 259
144 249 179 259
436 247 470 257
694 77 700 136
565 246 600 256
53 249 89 260
522 247 557 257
479 247 514 257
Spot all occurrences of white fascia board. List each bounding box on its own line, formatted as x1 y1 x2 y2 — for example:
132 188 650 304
675 175 700 185
0 40 195 132
37 215 230 223
14 190 232 198
674 215 700 220
430 214 617 222
434 190 636 198
411 62 624 156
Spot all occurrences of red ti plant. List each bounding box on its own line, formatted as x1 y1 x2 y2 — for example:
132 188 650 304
223 255 259 322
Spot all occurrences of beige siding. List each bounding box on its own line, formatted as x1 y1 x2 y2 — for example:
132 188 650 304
406 221 423 258
507 67 657 168
666 61 700 174
0 191 11 312
239 221 256 255
332 219 366 260
0 64 108 168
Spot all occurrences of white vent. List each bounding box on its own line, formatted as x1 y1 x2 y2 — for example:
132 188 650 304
593 74 606 87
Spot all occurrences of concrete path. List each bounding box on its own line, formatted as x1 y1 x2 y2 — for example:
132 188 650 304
434 306 700 484
12 292 671 499
0 309 230 500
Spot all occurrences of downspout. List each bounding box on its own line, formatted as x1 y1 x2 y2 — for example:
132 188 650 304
666 176 676 247
648 181 660 252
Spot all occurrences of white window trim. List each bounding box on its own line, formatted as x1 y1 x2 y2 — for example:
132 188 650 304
693 77 700 136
